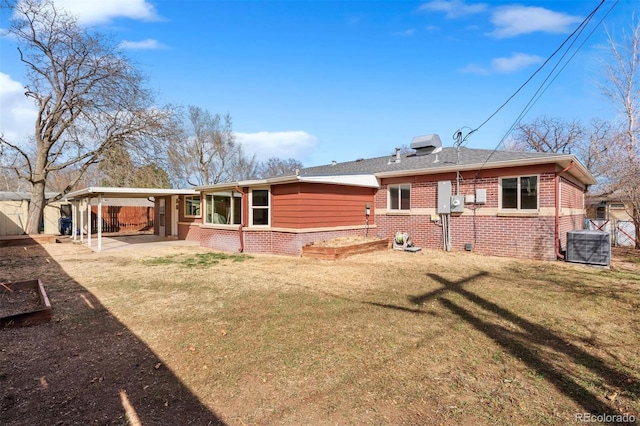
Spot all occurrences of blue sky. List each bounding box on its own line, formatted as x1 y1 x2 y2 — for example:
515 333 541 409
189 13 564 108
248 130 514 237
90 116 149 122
0 0 636 168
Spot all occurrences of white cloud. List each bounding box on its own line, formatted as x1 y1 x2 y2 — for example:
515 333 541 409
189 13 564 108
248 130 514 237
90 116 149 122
119 38 166 50
37 0 160 25
459 63 489 75
235 131 317 162
491 53 543 73
393 28 415 37
460 53 543 75
490 5 581 38
0 73 37 146
418 0 487 19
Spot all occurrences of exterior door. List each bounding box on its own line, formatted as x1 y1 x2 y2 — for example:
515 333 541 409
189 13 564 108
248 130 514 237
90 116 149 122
158 198 166 237
171 195 178 236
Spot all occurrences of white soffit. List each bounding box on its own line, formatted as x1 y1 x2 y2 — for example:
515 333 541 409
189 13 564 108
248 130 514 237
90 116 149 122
300 174 379 188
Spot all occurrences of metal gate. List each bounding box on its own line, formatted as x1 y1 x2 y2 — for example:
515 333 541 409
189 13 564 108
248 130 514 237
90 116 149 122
587 219 636 246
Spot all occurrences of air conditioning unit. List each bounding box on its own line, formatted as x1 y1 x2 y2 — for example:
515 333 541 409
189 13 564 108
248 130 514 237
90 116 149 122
565 230 610 266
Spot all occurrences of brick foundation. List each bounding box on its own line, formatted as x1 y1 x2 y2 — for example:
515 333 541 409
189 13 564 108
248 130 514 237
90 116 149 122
199 227 379 256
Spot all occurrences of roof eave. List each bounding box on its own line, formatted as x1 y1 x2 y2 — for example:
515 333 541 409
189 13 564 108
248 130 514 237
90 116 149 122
375 154 597 185
195 176 301 192
65 186 199 200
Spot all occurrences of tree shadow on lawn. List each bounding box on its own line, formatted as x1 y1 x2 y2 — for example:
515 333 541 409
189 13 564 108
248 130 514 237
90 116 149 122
0 242 225 426
366 271 639 424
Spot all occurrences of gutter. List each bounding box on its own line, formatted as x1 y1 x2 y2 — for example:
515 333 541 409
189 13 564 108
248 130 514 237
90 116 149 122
555 161 575 260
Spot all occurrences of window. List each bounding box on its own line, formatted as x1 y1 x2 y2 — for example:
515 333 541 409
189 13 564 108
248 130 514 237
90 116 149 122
204 191 242 224
250 189 270 226
389 184 410 211
184 195 201 217
500 176 538 211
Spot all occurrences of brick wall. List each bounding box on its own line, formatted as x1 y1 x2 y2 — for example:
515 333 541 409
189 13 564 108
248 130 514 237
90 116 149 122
374 168 581 261
178 223 201 241
199 227 378 256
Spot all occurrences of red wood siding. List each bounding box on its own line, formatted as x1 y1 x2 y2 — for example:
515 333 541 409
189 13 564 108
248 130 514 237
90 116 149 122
271 183 375 228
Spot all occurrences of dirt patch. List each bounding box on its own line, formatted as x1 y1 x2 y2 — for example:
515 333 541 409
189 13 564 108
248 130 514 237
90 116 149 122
0 279 52 327
611 246 640 272
310 235 386 247
0 285 41 318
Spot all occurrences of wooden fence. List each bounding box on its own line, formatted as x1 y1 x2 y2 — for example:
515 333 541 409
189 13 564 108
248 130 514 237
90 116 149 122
88 206 154 234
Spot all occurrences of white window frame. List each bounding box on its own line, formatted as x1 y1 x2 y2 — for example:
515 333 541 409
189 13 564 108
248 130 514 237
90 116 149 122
203 191 242 225
388 184 411 211
184 195 201 218
499 175 539 211
249 188 271 226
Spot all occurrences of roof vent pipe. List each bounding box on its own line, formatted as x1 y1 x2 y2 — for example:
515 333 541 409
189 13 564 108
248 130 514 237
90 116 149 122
395 147 401 163
331 160 337 166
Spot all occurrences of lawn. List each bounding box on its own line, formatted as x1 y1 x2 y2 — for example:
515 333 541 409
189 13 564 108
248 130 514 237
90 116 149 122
1 241 639 425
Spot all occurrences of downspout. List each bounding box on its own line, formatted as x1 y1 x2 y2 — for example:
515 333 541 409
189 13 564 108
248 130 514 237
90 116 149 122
555 161 575 260
235 186 245 253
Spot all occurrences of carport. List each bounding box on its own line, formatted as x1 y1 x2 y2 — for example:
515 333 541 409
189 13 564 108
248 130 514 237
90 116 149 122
65 187 199 251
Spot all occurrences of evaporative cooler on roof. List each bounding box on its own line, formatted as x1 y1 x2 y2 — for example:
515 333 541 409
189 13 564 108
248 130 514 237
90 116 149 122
410 134 442 155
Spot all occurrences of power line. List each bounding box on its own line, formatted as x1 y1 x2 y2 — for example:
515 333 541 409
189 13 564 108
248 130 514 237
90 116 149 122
473 0 607 136
470 0 616 175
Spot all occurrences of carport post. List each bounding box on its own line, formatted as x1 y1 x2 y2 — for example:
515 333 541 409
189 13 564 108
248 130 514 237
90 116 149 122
97 195 102 251
80 200 84 243
71 201 77 241
87 197 91 248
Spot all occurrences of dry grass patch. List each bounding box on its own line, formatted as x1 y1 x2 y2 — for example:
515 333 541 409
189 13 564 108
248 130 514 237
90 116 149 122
1 242 639 425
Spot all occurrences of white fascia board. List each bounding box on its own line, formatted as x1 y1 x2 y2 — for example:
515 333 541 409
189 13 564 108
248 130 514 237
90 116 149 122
197 174 379 191
375 155 596 185
299 174 380 188
65 186 198 200
196 180 268 192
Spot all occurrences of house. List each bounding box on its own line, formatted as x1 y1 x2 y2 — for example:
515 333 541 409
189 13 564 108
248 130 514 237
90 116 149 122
186 137 595 261
586 192 634 221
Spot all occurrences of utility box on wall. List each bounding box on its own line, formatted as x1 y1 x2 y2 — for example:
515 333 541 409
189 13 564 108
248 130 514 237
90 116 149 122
438 181 452 214
475 189 487 204
451 195 464 213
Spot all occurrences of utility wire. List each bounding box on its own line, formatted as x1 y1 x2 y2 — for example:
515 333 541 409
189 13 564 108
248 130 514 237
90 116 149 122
472 0 606 136
471 0 615 175
516 1 618 124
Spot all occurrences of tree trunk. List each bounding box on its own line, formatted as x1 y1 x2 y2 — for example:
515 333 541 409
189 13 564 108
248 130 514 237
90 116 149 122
635 207 640 250
26 180 46 234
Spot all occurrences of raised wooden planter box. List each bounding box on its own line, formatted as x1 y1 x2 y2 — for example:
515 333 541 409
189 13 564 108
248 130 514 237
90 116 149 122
0 279 52 327
302 238 389 260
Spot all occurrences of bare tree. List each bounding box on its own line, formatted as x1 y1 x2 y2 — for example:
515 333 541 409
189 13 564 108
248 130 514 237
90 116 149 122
258 157 303 178
512 116 585 154
168 106 257 186
509 116 611 184
0 0 174 233
599 18 640 248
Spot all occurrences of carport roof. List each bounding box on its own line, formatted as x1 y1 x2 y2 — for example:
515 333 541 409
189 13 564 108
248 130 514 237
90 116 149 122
64 186 198 200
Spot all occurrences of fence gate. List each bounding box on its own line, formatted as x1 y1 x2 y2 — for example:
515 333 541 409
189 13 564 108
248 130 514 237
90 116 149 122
587 219 636 246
